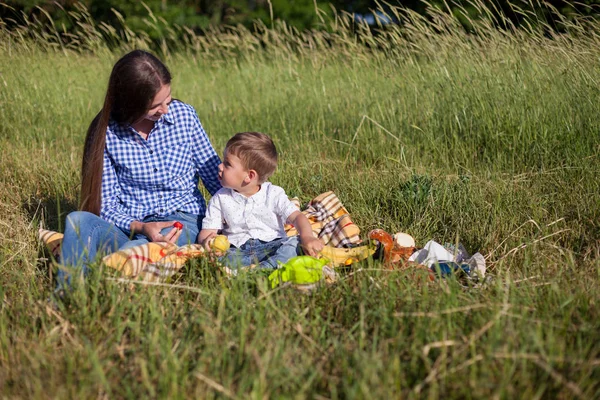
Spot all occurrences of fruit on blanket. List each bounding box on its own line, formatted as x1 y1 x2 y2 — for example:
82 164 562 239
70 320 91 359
318 244 375 267
393 232 415 248
209 235 230 252
173 221 183 230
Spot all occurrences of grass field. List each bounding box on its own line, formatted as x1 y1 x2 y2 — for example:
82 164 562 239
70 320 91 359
0 2 599 398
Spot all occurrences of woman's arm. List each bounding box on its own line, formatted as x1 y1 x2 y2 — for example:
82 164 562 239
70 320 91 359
101 150 180 242
189 110 222 195
100 150 136 232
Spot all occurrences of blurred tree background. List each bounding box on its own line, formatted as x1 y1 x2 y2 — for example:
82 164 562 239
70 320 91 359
2 0 600 34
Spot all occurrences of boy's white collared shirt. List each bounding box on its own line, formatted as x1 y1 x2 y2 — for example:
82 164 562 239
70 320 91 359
202 182 299 248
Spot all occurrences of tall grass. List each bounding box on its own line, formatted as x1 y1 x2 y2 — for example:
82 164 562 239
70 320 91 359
1 1 599 398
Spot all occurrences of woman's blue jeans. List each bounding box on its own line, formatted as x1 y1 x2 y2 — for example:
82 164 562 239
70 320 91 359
57 210 201 289
224 236 299 270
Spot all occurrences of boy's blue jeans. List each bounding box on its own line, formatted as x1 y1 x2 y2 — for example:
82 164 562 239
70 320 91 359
224 236 299 270
57 210 201 289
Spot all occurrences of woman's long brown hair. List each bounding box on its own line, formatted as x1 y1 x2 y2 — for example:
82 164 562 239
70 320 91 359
79 50 171 215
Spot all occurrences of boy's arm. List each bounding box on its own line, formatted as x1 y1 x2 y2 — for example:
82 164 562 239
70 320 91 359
287 211 324 257
198 191 223 249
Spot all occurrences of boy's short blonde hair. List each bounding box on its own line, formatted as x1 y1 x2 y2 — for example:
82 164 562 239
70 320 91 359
225 132 278 183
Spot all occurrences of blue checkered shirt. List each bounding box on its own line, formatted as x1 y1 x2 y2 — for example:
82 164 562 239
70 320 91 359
101 100 222 232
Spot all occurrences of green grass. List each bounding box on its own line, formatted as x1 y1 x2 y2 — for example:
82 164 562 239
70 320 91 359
1 2 599 398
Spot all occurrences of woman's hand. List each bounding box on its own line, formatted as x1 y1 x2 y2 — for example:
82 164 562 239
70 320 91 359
136 221 182 243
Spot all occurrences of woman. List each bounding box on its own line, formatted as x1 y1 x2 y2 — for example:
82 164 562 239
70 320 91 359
58 50 221 287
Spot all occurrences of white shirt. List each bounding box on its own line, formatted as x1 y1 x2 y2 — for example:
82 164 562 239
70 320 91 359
202 182 299 248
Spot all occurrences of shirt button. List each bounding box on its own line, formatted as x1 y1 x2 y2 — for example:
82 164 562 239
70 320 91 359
149 150 154 154
159 195 162 198
160 209 164 213
153 168 158 172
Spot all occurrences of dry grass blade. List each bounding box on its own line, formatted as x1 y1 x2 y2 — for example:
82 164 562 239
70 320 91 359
195 371 239 399
499 229 571 263
413 281 512 394
422 340 459 356
106 277 209 294
1 0 600 398
395 303 489 318
530 357 584 398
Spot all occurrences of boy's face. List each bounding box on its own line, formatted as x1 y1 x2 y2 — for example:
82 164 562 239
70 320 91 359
218 152 250 191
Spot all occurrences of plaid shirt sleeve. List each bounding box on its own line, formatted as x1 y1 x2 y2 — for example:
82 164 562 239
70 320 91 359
190 111 221 196
100 149 135 232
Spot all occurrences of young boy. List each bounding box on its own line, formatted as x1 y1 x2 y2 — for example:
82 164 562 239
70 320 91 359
197 132 323 269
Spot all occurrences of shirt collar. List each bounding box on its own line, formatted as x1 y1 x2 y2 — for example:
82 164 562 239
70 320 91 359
162 110 174 125
229 182 269 203
111 111 175 137
109 120 132 140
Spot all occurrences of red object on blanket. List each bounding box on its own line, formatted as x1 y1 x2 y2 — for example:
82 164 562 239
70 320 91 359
369 229 426 267
173 222 183 230
368 229 410 264
368 229 434 280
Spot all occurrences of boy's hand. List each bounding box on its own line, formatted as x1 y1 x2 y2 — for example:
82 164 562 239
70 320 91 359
199 232 217 251
300 235 324 257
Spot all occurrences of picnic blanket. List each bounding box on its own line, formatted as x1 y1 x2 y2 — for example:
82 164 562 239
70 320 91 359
39 191 361 282
286 191 361 247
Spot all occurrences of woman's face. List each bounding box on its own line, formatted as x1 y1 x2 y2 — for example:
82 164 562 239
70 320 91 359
144 84 172 122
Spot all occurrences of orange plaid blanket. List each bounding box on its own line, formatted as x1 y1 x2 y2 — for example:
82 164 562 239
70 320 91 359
39 191 361 282
285 191 361 247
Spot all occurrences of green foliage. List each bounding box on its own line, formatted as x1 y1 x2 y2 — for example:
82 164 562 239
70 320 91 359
4 0 600 39
1 0 329 33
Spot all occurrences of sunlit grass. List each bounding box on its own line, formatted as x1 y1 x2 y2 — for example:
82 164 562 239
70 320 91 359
0 1 599 398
